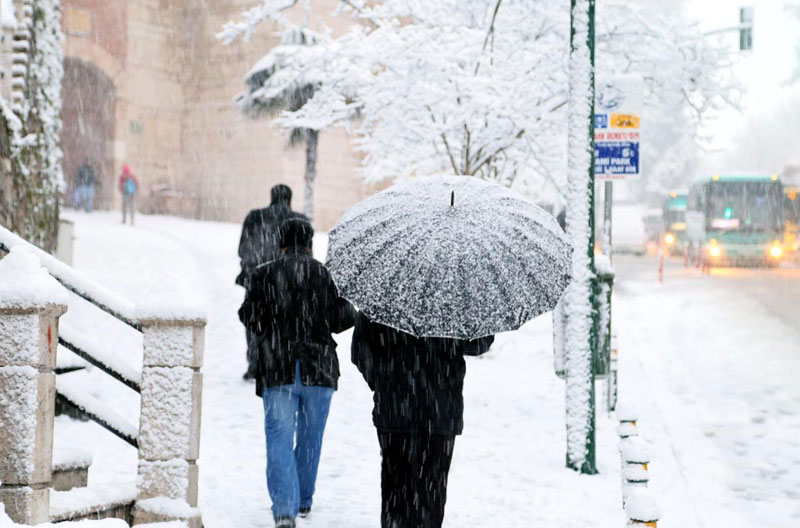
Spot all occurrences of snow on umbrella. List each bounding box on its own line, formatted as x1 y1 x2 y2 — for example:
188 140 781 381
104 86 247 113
326 175 572 339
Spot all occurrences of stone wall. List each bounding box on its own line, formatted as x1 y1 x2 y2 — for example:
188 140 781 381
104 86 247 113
60 0 376 231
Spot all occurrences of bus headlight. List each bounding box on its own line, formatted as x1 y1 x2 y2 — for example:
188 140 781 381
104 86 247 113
708 245 722 258
664 233 676 245
769 245 783 259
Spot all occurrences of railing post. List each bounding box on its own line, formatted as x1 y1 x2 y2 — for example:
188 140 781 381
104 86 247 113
133 317 205 527
0 250 68 524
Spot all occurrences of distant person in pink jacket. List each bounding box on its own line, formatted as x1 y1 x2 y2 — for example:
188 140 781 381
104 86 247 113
118 164 139 225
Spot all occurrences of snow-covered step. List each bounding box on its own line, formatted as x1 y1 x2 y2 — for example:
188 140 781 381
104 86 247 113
52 446 93 492
132 498 201 528
137 522 189 528
50 481 136 523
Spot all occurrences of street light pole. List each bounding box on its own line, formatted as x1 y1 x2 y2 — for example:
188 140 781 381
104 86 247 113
564 0 598 474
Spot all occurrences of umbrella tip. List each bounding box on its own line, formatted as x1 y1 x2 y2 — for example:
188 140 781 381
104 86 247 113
450 190 454 208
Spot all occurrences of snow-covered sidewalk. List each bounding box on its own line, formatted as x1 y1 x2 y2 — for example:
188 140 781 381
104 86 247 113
55 210 625 527
50 211 800 528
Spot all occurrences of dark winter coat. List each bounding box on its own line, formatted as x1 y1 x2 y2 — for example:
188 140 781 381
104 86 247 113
238 247 356 395
351 313 494 436
236 200 307 286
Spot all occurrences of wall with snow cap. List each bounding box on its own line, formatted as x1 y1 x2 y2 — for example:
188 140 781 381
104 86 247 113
136 318 204 525
0 246 67 524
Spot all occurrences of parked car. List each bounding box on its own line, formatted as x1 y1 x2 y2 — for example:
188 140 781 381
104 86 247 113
612 204 649 255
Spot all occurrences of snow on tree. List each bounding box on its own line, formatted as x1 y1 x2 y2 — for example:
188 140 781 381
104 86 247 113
221 0 739 206
0 0 64 253
236 26 325 222
596 2 741 197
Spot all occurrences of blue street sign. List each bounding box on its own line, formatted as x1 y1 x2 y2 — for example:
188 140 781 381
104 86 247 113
594 142 639 175
594 114 608 129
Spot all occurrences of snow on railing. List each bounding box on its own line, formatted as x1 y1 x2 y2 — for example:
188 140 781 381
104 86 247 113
0 232 205 526
55 376 139 448
58 324 141 392
0 225 138 329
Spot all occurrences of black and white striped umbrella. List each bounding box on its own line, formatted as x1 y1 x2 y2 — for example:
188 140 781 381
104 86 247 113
326 175 572 339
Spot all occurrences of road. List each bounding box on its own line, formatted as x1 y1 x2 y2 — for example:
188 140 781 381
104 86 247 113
611 254 800 528
616 254 800 329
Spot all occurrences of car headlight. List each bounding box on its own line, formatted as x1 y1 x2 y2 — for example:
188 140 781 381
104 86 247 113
769 245 783 259
708 245 722 258
664 233 675 245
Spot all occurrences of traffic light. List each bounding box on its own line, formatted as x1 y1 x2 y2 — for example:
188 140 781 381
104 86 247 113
740 7 753 51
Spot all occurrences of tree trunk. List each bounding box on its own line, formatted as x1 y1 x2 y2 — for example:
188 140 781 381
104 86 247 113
303 128 318 223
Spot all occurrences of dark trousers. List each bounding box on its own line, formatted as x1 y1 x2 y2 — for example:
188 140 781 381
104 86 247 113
378 431 456 528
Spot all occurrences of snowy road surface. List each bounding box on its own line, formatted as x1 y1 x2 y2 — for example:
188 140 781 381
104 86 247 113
54 211 623 528
614 255 800 528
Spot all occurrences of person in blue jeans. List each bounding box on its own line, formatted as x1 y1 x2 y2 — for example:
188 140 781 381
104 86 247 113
239 217 355 528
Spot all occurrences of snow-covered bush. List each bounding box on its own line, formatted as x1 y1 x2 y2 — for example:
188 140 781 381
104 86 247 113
0 0 64 252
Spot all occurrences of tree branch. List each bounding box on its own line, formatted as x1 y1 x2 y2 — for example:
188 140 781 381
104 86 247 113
474 0 504 75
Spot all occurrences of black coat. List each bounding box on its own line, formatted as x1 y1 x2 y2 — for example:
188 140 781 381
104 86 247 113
236 200 307 286
238 248 356 395
351 313 494 436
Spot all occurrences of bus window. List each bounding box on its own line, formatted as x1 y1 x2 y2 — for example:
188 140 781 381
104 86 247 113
707 182 783 231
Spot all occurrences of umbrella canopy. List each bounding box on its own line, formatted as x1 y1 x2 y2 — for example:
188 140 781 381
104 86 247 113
326 175 572 339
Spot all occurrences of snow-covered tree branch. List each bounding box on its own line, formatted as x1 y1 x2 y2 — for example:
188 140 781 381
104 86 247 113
223 0 740 204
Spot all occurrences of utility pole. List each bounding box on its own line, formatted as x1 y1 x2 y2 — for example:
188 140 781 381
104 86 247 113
564 0 598 475
603 181 613 255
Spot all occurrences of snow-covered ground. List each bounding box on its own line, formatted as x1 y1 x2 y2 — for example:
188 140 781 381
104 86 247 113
54 210 624 527
614 257 800 528
50 210 800 527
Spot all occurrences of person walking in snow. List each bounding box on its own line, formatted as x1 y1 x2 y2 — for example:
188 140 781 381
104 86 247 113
118 164 138 225
237 184 307 380
351 314 494 528
75 159 96 212
238 217 355 528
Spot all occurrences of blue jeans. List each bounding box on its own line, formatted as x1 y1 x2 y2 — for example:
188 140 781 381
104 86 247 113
262 362 334 520
83 185 94 212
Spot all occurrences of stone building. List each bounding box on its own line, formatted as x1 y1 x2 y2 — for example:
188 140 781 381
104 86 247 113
55 0 370 230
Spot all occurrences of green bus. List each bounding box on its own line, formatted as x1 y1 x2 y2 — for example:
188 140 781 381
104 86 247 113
686 174 785 267
662 190 688 256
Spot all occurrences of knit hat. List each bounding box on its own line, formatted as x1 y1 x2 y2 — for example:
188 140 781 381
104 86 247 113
280 217 313 249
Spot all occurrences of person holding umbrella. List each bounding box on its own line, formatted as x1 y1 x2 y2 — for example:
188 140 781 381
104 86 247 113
326 175 573 528
239 217 355 528
352 315 493 527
